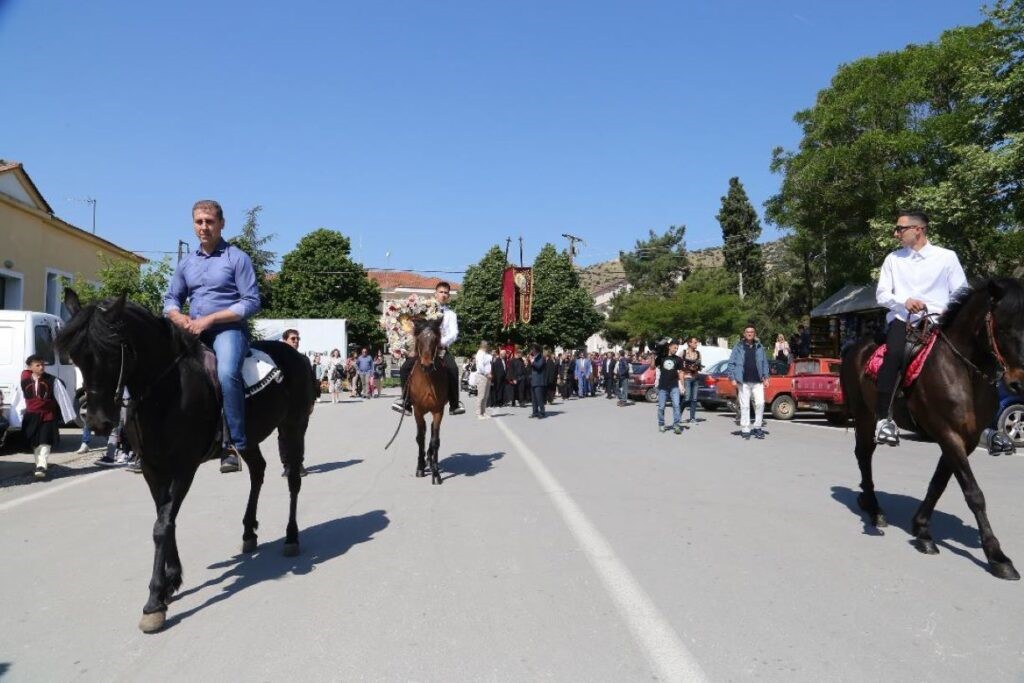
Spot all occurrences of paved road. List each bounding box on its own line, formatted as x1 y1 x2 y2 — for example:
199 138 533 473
2 394 1023 681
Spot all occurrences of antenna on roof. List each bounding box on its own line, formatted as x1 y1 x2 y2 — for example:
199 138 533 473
67 197 97 234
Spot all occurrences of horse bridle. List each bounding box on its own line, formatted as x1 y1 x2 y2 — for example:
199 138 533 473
108 341 186 409
935 310 1012 385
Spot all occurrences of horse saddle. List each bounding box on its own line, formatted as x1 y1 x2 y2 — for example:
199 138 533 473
865 317 939 389
199 346 284 400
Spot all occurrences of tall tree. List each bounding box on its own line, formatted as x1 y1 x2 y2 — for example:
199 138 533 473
268 229 382 347
73 256 173 315
228 205 276 311
717 177 764 300
450 246 507 355
522 244 603 348
618 225 689 296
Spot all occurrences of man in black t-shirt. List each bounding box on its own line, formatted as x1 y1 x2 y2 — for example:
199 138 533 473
651 340 685 434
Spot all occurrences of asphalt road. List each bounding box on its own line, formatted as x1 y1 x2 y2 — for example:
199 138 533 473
2 394 1023 682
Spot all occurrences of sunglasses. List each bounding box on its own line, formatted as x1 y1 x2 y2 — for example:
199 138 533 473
894 224 922 233
288 337 300 342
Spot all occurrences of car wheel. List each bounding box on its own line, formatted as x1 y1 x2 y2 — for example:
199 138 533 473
644 387 658 403
997 403 1024 448
770 394 796 421
700 402 719 412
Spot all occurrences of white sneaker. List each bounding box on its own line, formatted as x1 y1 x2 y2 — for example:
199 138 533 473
76 443 90 454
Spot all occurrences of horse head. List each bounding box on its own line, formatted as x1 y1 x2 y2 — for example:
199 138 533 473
987 278 1024 393
412 316 442 369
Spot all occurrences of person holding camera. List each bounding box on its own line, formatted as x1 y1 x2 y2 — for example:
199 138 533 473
651 340 685 434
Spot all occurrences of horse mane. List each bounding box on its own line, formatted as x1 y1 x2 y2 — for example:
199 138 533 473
57 298 202 361
940 277 1024 330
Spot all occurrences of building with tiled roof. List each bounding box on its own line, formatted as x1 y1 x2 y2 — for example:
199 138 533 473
367 270 460 310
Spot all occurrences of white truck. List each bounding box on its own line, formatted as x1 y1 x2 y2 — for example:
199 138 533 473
0 310 80 434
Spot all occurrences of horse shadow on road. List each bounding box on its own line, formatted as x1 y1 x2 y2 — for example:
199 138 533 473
304 459 363 475
439 452 504 482
165 509 390 629
831 486 986 569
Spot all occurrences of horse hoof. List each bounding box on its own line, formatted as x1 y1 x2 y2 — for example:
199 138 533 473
432 476 442 485
874 513 888 528
991 562 1021 581
913 538 939 555
415 469 425 478
241 538 258 553
283 542 300 557
139 611 166 633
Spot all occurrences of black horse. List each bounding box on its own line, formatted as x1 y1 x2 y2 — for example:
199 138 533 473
57 289 315 632
841 278 1024 580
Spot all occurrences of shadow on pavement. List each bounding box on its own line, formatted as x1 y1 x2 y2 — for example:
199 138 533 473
831 486 987 569
0 662 10 679
0 462 105 487
439 452 504 481
166 509 390 629
304 459 363 474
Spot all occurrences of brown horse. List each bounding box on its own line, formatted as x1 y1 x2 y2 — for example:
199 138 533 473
408 317 448 485
840 278 1024 580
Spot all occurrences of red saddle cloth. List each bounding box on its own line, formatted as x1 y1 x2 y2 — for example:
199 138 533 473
864 331 938 388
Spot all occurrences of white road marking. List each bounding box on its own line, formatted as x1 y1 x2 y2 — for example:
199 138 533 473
0 469 114 513
494 419 708 683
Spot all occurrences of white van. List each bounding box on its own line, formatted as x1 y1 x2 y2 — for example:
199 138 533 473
0 311 79 427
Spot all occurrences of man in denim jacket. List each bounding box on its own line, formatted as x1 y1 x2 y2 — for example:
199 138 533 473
727 324 771 439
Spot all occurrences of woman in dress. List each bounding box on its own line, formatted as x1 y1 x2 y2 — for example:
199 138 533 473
322 349 344 404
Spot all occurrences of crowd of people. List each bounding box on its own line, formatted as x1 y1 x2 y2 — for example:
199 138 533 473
309 347 388 403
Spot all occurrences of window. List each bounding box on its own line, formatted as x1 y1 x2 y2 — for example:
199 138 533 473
0 269 24 310
44 270 73 319
34 324 55 364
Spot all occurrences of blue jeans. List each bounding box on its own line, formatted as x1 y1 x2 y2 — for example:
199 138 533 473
202 327 249 451
657 387 681 427
682 377 698 421
577 376 590 397
618 377 629 401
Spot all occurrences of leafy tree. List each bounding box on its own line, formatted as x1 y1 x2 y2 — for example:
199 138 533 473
228 205 276 311
717 177 765 299
450 246 507 356
619 225 689 296
73 256 174 315
268 229 382 347
522 244 603 348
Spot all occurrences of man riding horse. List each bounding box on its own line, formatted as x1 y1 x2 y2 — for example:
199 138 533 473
392 281 465 416
873 210 967 446
163 199 261 472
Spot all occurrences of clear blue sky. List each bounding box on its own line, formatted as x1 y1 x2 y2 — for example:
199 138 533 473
2 0 986 277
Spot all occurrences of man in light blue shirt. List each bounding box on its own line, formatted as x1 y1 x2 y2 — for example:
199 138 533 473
355 347 374 398
164 200 261 473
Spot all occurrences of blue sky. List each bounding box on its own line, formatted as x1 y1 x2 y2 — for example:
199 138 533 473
2 0 986 277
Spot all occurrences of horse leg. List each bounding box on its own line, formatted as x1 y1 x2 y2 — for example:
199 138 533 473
946 448 1020 580
240 444 267 553
853 410 886 527
140 469 195 633
909 458 953 555
415 411 427 478
279 421 306 557
429 412 442 485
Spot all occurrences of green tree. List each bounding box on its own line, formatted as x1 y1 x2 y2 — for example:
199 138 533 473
73 256 174 315
228 205 276 311
618 225 689 296
717 177 765 299
450 246 507 355
522 244 603 348
268 229 382 347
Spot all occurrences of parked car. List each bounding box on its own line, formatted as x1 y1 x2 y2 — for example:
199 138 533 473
695 359 731 411
628 363 657 402
791 358 847 425
991 381 1024 448
716 357 841 421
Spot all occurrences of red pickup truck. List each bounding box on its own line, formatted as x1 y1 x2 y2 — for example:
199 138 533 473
791 359 847 425
716 357 842 421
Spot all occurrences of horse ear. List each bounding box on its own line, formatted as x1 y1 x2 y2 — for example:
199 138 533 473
64 288 82 316
989 279 1006 304
101 294 128 320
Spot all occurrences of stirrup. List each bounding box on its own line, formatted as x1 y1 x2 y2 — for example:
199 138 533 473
874 419 900 446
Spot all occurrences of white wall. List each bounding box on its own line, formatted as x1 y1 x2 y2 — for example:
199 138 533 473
254 318 347 356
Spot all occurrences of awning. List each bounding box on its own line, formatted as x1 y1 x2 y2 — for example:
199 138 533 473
810 284 883 318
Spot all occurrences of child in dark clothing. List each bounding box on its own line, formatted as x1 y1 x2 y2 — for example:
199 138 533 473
11 355 76 479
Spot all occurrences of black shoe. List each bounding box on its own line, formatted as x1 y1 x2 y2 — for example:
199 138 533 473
753 428 766 439
391 400 412 416
989 430 1015 456
449 404 465 415
94 453 118 467
220 447 242 473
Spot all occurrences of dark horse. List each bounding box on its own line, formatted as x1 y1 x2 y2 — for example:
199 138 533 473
408 318 447 485
56 289 315 632
841 278 1024 580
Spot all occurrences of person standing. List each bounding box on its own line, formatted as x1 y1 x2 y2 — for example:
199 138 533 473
680 336 703 424
798 325 812 358
507 351 526 408
355 347 374 399
873 210 968 445
323 349 344 404
490 349 507 407
727 324 771 439
372 351 386 397
603 352 616 398
164 199 261 473
773 334 790 363
616 350 632 406
9 355 76 479
528 345 547 418
575 352 591 398
474 341 492 419
652 342 684 434
544 348 559 404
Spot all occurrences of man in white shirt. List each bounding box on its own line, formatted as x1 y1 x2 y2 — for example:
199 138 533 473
393 281 466 416
874 210 967 445
474 341 493 419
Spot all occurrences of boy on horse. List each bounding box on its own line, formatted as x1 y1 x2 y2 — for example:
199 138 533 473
163 200 261 473
873 210 966 446
392 281 465 416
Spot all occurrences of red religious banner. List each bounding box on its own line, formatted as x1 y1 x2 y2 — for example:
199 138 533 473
501 266 517 327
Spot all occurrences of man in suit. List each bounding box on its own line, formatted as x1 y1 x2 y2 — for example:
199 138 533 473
544 348 559 404
574 352 592 398
508 351 527 408
490 349 507 407
528 345 547 418
603 352 617 398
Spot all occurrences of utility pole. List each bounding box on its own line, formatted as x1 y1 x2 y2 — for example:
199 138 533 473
177 240 190 263
561 233 584 264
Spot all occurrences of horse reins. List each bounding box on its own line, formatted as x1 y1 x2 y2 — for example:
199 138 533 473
111 343 186 409
934 310 1010 385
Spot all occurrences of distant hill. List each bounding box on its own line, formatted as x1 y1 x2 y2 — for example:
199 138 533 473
578 238 790 296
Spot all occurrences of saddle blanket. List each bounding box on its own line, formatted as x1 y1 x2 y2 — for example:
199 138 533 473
201 347 283 399
864 332 938 388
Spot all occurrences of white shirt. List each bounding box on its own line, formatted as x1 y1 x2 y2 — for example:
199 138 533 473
474 349 492 379
439 306 458 348
876 242 967 324
9 374 77 428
